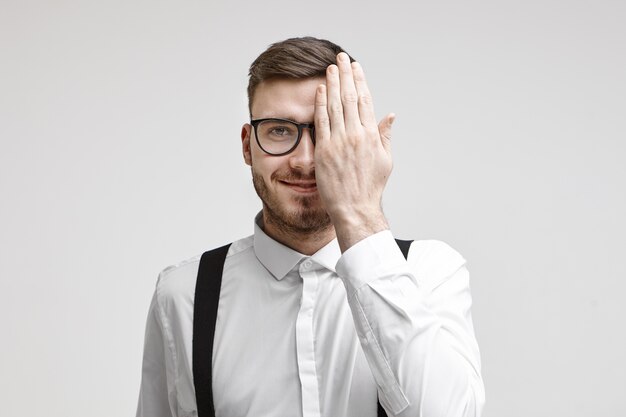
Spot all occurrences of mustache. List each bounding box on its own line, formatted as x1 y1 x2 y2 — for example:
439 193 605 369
271 169 316 183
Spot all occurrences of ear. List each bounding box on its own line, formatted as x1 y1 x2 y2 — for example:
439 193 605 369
241 123 252 166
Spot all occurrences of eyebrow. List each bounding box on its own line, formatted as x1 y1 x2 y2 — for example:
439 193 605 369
250 115 312 123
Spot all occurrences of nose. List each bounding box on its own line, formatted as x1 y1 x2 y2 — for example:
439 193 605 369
288 128 315 171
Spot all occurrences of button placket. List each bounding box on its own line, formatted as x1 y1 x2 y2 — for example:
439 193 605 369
295 258 321 417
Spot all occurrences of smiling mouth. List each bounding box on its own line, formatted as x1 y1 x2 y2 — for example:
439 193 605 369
280 181 318 193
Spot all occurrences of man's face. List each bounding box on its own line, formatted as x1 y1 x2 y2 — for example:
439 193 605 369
241 77 332 234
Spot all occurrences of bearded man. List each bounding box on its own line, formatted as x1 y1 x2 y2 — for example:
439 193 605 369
136 36 485 417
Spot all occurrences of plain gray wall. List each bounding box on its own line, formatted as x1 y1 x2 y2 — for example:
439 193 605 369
1 0 624 416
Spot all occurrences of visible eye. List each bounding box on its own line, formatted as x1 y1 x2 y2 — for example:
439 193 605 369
268 125 295 137
258 121 298 141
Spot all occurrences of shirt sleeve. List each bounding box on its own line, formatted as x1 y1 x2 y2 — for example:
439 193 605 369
136 286 179 417
335 231 485 417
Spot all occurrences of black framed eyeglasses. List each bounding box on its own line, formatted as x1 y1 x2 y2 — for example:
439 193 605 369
250 118 316 156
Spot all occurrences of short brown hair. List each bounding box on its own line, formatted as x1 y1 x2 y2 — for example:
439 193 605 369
247 36 354 114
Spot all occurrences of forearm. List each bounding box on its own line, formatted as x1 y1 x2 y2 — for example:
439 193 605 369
336 232 485 417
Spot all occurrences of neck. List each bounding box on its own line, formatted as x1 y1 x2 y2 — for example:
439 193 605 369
260 212 336 256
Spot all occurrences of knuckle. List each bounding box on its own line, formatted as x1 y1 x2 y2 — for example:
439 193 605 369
341 92 358 103
316 117 330 128
358 94 373 105
365 126 379 137
329 102 343 115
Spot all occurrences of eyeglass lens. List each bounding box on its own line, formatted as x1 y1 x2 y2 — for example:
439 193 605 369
256 119 314 155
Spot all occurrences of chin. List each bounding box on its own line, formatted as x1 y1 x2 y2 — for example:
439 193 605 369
270 200 331 233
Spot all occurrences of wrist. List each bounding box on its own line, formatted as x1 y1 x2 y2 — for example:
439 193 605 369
330 207 389 253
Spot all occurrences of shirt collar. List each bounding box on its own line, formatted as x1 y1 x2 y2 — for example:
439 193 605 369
253 212 341 280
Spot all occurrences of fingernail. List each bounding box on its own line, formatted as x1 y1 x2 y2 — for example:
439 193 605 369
338 52 348 62
389 114 396 125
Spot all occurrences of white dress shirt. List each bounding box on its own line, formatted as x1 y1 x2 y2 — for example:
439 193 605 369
136 216 485 417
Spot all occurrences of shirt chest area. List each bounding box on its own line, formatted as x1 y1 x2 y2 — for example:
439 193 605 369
209 260 377 417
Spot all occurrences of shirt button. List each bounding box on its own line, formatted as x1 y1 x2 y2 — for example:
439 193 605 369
302 260 312 269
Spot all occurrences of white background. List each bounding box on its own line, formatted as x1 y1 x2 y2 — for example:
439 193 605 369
1 0 624 416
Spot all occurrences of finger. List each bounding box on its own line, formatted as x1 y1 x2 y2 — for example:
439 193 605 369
314 84 331 144
378 113 396 153
352 61 377 129
325 63 345 134
336 52 361 132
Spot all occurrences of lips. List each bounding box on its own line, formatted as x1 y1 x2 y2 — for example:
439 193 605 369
280 180 318 193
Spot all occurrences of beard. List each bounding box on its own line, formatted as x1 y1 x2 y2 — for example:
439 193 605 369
251 167 332 235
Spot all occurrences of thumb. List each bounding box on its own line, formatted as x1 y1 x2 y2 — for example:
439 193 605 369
378 113 395 152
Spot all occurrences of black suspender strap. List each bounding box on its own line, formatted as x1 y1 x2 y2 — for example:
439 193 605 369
395 238 412 260
193 239 413 417
193 243 231 417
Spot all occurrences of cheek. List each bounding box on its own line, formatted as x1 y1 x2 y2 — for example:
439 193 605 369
251 153 280 182
250 140 294 184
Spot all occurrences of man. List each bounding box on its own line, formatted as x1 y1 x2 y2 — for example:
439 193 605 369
136 37 485 417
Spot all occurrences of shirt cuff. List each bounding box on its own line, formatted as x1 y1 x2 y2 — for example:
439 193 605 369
335 230 409 296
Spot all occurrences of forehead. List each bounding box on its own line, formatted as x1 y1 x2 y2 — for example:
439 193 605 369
251 77 325 121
